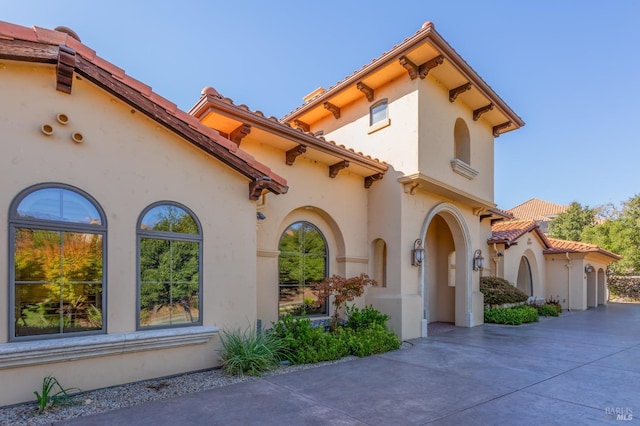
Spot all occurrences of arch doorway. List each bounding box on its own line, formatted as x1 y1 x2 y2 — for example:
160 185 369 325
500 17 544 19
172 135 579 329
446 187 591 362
517 256 533 296
421 203 472 334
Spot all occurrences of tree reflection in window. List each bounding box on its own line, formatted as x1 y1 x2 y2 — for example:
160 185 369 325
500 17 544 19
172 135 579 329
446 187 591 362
278 222 328 317
10 185 105 339
138 203 202 328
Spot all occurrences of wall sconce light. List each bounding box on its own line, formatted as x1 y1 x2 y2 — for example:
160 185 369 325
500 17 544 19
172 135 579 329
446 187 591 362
473 249 484 271
411 239 425 266
256 212 266 220
585 264 594 274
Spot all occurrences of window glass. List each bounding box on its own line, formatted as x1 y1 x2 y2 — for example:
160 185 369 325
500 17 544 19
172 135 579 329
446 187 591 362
17 187 102 225
138 203 201 328
278 222 327 317
11 185 105 339
370 100 388 126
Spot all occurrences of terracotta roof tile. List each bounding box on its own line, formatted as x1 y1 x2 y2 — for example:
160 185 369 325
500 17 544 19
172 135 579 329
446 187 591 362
544 238 622 260
282 21 524 131
508 198 567 221
189 88 388 173
33 25 68 45
0 20 287 196
489 220 550 248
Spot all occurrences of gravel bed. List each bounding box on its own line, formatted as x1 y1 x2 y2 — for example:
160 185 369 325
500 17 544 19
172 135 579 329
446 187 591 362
0 356 361 425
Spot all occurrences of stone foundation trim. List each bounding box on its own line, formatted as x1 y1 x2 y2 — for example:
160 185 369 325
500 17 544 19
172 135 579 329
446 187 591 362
0 326 218 369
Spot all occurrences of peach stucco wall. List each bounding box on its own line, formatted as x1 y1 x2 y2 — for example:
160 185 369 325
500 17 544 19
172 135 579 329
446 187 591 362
0 61 258 405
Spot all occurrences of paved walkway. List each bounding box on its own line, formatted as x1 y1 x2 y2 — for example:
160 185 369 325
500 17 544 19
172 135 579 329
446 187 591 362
59 303 640 425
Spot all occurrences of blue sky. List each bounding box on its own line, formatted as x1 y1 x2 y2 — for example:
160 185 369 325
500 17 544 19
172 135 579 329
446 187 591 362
4 1 639 211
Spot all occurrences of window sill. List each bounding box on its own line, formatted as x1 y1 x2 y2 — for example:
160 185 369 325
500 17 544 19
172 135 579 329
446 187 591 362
0 326 218 369
368 118 391 134
450 159 479 180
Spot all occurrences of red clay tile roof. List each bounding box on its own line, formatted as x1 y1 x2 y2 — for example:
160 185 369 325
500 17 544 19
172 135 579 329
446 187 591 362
544 238 622 260
189 87 388 176
0 21 287 199
508 198 567 221
282 21 524 132
489 220 551 248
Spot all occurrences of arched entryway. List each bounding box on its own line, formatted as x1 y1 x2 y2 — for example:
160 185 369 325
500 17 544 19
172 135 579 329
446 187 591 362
597 268 606 305
587 267 597 308
517 256 533 296
420 203 473 336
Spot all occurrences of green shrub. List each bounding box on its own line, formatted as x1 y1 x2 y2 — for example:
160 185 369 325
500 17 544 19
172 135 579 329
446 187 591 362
484 305 539 325
344 324 401 357
537 304 560 317
271 306 400 364
219 326 288 376
345 305 390 331
545 297 563 314
480 276 529 306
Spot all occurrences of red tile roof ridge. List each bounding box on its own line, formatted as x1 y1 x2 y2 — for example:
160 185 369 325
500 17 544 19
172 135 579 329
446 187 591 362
545 237 622 260
0 20 288 194
489 219 551 248
508 198 568 221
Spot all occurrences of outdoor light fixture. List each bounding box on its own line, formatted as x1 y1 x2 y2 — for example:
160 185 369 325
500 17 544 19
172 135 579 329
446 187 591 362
473 249 484 271
585 264 594 274
256 212 266 220
411 239 425 266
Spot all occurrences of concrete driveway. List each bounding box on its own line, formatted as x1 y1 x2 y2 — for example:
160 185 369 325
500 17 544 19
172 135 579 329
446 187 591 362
58 303 640 425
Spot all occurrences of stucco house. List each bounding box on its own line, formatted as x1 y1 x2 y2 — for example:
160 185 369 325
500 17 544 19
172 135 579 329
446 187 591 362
488 220 621 309
7 18 616 406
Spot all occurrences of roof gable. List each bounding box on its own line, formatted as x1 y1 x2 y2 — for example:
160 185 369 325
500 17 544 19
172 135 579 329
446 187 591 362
489 220 551 248
282 21 524 136
0 21 287 200
508 198 568 221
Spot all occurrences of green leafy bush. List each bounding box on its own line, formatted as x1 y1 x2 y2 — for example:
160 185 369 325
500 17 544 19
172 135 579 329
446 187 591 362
219 326 288 376
484 305 539 325
345 305 390 331
480 276 529 306
545 297 563 314
537 304 560 317
344 324 401 357
272 306 400 364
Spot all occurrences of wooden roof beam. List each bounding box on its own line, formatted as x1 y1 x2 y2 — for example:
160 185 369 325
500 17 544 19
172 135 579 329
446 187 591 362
449 83 471 103
324 101 341 119
293 119 310 132
329 160 349 178
229 123 251 145
56 45 75 94
473 103 494 121
249 176 273 201
399 55 443 80
493 121 512 137
285 145 306 166
356 81 374 102
364 173 384 188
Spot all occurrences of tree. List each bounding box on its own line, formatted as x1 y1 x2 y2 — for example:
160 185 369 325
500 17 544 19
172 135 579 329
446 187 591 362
548 201 596 241
314 274 377 330
582 194 640 275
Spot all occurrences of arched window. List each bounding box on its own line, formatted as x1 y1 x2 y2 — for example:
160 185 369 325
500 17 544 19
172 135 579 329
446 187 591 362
9 184 106 340
278 221 328 317
372 238 387 287
453 118 471 165
138 202 202 329
370 99 388 126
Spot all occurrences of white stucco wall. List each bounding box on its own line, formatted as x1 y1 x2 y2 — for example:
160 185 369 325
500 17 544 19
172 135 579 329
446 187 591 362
0 61 258 405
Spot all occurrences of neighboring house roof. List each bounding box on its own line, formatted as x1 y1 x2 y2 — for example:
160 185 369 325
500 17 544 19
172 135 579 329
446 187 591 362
0 21 287 200
189 87 388 186
508 198 568 221
489 220 551 248
544 238 622 260
282 21 524 136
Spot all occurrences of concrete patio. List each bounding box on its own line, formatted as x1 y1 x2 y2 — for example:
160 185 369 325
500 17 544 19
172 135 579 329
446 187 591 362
58 303 640 425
